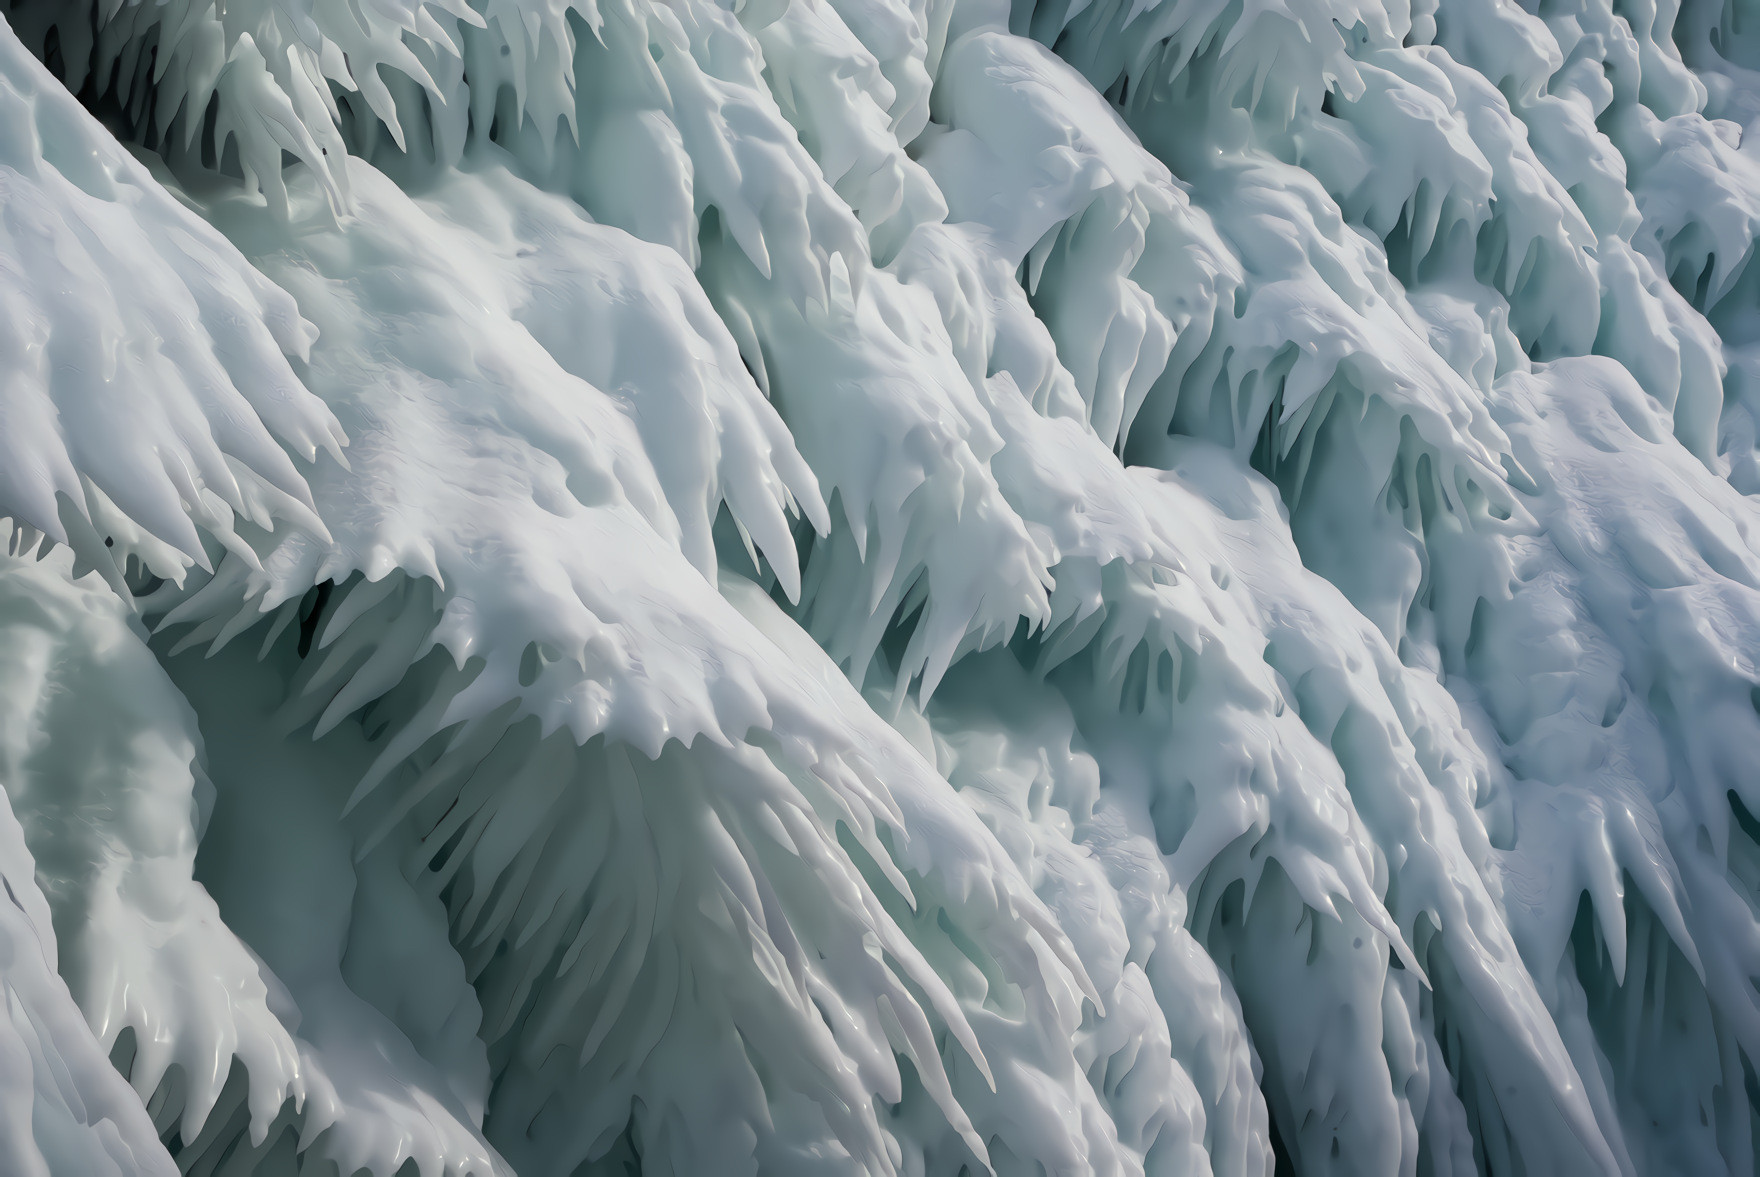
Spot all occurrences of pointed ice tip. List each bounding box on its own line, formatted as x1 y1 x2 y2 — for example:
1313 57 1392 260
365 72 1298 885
775 554 803 605
340 771 382 818
1391 933 1429 988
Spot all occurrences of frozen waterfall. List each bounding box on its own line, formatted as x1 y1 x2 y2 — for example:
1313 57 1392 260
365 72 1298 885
0 0 1759 1168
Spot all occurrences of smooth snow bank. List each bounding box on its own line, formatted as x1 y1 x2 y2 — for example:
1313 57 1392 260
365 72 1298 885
2 0 1760 1166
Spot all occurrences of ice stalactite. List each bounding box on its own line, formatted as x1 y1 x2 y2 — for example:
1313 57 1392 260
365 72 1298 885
4 0 1760 1166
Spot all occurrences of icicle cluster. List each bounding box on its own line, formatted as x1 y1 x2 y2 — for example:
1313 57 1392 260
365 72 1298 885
2 0 1760 1167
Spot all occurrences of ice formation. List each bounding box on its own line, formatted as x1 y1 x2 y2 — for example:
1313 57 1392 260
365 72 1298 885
2 0 1760 1165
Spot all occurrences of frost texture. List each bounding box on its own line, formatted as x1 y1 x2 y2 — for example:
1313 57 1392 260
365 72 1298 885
1 0 1760 1166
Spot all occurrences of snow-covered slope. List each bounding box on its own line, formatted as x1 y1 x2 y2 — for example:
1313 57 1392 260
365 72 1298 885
1 0 1759 1168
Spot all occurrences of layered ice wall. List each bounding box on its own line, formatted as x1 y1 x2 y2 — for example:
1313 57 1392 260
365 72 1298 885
1 0 1760 1168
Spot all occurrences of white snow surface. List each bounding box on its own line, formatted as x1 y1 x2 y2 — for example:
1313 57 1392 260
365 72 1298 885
0 0 1759 1166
